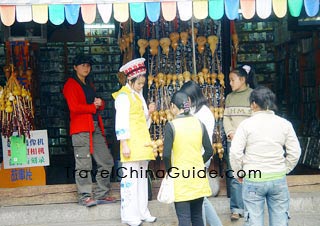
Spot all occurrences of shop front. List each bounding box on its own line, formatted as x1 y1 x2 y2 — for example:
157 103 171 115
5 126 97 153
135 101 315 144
0 0 319 206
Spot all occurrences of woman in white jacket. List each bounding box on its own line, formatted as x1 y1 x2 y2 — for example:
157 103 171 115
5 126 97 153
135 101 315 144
230 86 301 226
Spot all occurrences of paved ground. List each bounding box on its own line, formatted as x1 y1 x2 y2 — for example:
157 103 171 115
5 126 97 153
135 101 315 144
1 191 320 226
1 175 320 226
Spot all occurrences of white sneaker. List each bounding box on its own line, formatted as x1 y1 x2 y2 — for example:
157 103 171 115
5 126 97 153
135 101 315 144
121 220 142 226
142 216 157 223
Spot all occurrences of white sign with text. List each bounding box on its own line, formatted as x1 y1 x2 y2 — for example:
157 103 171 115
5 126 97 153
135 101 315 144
2 130 50 169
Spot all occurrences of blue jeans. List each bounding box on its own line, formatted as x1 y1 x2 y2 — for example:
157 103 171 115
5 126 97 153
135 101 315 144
242 176 290 226
175 197 204 226
202 197 222 226
226 142 244 215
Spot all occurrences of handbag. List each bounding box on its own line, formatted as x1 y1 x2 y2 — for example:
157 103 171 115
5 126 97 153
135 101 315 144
157 173 174 204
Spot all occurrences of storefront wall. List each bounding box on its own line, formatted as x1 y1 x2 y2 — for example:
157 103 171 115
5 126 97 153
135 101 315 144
0 0 319 187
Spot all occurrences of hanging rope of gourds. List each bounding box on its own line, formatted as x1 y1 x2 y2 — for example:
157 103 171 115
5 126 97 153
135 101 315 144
0 65 34 139
137 19 225 160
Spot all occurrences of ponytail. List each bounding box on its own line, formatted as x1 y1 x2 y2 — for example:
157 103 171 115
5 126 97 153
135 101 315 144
231 65 257 89
243 65 257 89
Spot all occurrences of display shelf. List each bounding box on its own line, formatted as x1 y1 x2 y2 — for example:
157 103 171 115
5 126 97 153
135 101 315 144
274 29 319 169
235 19 279 89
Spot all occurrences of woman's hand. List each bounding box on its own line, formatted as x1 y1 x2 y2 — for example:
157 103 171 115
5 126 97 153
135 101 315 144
94 98 103 109
148 102 156 115
121 140 131 158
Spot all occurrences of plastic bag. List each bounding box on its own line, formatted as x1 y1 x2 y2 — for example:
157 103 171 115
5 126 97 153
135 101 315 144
157 174 174 204
209 175 220 197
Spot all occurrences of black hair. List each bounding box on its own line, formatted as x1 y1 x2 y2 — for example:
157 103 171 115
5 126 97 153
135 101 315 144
128 74 145 84
180 81 208 113
249 86 278 111
230 65 257 89
171 91 190 115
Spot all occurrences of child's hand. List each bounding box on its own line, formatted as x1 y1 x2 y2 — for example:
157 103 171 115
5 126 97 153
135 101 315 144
228 132 234 140
121 141 131 158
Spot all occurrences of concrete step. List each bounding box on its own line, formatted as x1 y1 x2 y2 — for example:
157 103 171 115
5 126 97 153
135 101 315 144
1 192 319 226
3 213 320 226
9 212 320 226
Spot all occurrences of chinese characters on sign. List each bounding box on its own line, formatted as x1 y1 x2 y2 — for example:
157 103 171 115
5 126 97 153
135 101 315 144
10 168 33 182
2 130 50 169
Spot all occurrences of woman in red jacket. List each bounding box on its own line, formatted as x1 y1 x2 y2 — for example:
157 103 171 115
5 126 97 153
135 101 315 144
63 54 115 207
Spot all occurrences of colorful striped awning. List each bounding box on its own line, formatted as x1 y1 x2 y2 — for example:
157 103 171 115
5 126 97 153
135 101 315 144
0 0 319 26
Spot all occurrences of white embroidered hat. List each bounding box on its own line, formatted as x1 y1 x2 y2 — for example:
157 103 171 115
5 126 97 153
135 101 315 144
119 58 146 80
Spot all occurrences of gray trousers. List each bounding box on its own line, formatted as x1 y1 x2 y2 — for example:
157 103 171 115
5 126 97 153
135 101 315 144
72 122 114 200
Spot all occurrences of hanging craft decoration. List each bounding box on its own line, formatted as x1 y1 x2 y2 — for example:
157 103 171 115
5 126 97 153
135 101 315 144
304 0 319 17
272 0 287 18
16 5 32 23
256 0 272 19
161 2 176 22
177 1 193 21
288 0 303 17
97 4 112 24
32 5 48 24
65 4 80 25
129 2 145 23
0 5 15 26
113 3 129 23
48 4 65 25
209 0 224 20
160 38 171 58
81 4 96 24
0 65 34 139
193 1 208 20
240 0 255 20
225 0 239 20
146 2 161 23
138 39 149 57
139 19 226 160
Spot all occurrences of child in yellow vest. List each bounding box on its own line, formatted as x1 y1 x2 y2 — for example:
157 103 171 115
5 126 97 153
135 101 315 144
112 58 156 226
163 91 213 226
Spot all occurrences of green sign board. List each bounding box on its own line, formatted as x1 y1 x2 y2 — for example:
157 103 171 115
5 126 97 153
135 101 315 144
10 136 27 165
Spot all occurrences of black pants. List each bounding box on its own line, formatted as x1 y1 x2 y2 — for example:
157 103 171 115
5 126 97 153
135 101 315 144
174 197 204 226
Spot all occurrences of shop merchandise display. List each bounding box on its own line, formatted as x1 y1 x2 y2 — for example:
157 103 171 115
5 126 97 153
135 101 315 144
275 29 320 170
0 41 34 139
235 20 277 88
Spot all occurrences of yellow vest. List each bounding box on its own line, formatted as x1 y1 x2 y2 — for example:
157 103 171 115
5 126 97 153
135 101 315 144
112 86 155 162
170 116 212 202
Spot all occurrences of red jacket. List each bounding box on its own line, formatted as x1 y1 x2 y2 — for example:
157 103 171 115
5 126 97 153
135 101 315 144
63 77 106 153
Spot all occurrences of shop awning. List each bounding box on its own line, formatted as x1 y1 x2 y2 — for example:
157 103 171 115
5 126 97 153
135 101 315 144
0 0 319 26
